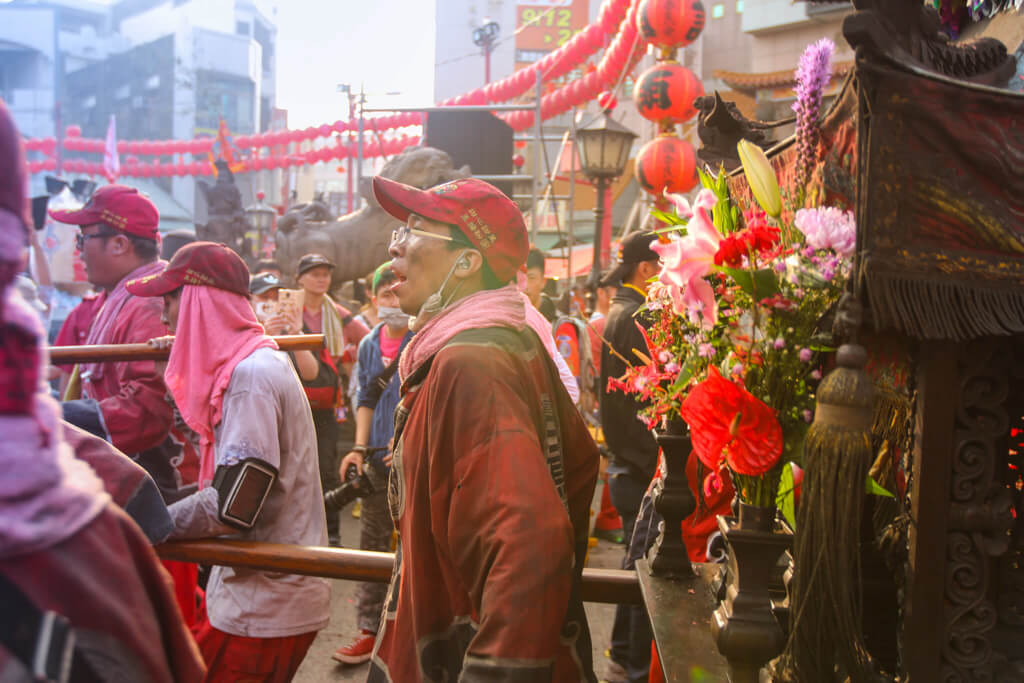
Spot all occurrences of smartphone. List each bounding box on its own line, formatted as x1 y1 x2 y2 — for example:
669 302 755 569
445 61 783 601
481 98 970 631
277 289 304 319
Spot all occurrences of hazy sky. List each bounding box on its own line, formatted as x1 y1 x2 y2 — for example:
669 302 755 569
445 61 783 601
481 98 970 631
274 1 438 128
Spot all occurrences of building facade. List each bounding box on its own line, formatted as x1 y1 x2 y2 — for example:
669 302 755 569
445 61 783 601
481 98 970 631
0 0 278 219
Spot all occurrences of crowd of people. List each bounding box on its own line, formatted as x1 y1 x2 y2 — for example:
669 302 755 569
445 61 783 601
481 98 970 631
0 93 721 683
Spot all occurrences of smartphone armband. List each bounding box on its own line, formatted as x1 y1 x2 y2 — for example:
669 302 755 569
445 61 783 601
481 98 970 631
212 458 277 530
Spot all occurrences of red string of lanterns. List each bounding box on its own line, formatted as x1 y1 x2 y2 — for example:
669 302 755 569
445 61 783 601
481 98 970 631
632 0 706 198
22 0 634 169
23 0 706 180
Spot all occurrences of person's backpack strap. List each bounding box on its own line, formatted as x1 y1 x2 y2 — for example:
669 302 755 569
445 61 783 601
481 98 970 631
0 571 81 683
363 355 401 411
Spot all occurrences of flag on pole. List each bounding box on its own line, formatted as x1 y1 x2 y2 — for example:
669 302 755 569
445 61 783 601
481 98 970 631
208 117 246 176
103 114 120 183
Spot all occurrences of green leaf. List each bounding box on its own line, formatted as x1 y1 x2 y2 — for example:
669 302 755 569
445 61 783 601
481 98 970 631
719 267 780 299
776 462 798 530
698 167 715 192
649 208 686 226
865 475 894 498
670 358 695 393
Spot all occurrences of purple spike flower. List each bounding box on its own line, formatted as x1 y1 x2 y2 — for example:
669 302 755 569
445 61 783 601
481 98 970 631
792 39 835 191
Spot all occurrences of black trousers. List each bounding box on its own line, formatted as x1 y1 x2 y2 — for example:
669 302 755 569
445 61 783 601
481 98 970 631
608 468 654 683
312 409 341 541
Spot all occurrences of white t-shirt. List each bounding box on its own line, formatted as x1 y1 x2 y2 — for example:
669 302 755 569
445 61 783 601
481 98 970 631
206 347 331 638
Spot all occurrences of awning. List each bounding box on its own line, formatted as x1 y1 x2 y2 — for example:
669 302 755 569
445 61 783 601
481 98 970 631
544 241 620 280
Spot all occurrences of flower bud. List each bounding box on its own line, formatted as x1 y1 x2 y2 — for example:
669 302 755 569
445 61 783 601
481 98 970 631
737 139 782 219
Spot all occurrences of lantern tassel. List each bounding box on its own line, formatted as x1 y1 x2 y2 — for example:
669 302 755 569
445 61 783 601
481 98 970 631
778 338 876 681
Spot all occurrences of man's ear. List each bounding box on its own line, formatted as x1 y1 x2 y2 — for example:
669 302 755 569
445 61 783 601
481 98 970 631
107 234 131 256
452 250 484 280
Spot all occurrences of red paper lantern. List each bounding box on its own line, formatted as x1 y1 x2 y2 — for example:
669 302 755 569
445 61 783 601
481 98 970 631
65 125 82 138
633 61 703 124
512 154 525 168
597 90 618 111
636 0 706 51
635 134 697 196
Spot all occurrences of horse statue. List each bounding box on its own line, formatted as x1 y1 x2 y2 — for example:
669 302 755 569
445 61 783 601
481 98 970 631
274 146 470 285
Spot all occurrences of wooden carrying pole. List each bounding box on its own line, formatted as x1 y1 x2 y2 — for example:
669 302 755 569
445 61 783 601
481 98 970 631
49 334 324 364
157 539 642 605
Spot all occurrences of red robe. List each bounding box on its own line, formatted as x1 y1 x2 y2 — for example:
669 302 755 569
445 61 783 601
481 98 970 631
369 326 599 683
0 504 206 682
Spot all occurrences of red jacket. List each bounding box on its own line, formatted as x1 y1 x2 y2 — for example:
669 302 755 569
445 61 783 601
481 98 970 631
80 293 173 454
369 326 599 683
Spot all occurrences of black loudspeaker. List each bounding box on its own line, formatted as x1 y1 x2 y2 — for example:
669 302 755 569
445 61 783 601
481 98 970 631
425 111 514 199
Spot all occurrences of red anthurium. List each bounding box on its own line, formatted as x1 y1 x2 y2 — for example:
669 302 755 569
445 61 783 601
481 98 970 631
679 367 783 476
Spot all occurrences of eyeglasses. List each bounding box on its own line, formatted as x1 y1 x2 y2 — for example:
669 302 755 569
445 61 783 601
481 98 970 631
390 224 471 248
75 230 116 251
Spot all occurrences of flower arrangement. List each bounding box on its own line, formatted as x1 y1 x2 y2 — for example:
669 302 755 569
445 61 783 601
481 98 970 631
609 40 856 510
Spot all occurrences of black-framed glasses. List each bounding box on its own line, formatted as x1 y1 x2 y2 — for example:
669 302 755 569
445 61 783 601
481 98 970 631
75 230 117 251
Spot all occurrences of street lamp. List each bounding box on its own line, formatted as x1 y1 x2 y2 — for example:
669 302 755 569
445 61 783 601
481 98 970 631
245 191 276 261
472 20 500 84
574 109 637 291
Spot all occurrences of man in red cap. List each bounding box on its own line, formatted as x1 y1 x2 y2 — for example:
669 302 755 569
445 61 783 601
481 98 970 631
50 185 180 493
366 176 599 682
126 241 330 682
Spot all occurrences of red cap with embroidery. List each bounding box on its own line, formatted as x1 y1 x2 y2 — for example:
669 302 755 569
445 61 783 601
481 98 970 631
372 176 528 284
126 241 250 298
49 184 159 240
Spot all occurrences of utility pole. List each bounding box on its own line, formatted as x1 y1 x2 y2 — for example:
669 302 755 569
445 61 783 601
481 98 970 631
356 83 365 212
337 84 357 213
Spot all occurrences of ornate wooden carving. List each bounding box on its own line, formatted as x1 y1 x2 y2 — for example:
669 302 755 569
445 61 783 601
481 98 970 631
844 0 1015 86
694 92 785 171
940 338 1019 679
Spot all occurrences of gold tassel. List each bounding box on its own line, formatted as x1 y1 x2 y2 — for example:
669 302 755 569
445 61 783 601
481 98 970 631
778 342 875 681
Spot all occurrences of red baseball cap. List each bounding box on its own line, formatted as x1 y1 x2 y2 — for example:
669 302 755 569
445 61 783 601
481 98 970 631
125 241 250 298
49 184 159 240
373 176 528 284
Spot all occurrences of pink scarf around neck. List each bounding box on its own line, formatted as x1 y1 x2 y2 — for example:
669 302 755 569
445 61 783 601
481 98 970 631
82 260 166 381
164 286 277 488
399 283 526 382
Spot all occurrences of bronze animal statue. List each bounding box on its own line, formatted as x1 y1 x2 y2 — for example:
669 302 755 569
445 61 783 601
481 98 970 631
274 146 470 285
197 160 250 256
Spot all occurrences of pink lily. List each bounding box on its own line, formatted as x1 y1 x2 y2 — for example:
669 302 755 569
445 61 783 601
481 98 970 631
651 189 721 328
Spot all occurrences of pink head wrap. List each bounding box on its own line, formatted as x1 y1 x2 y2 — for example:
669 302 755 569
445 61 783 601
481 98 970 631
164 285 277 487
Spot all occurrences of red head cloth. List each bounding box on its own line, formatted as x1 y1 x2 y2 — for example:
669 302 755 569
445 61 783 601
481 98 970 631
49 184 160 240
127 242 276 487
372 176 529 285
163 285 277 488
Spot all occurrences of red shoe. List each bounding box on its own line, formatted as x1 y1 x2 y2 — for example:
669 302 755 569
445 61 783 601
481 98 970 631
331 630 376 665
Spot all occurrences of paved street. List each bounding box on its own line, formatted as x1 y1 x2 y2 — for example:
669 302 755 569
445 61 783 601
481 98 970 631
294 480 625 682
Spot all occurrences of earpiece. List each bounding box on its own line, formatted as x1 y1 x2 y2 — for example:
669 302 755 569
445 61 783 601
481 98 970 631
457 256 471 270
